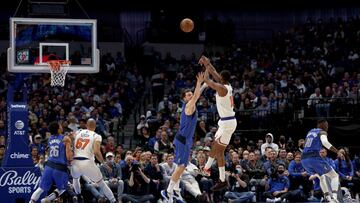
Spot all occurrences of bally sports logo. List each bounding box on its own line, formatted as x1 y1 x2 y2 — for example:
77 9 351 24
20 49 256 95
0 170 40 194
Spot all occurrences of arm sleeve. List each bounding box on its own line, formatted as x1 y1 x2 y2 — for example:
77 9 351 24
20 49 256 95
320 134 332 149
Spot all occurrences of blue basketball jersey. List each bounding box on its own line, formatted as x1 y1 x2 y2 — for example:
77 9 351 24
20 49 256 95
179 102 198 140
303 128 322 154
47 134 67 165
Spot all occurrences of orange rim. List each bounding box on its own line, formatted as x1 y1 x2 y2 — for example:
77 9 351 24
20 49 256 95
47 60 71 71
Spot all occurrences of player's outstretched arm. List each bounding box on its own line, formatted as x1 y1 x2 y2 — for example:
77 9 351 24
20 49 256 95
199 55 221 82
185 72 204 115
320 131 338 154
63 135 73 161
203 68 228 97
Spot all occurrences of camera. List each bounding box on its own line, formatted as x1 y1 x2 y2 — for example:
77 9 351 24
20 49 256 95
131 163 140 172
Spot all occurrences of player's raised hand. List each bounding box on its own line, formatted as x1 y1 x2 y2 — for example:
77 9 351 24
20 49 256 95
196 72 205 83
198 55 209 66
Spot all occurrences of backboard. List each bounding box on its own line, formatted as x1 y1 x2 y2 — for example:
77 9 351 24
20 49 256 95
8 17 99 73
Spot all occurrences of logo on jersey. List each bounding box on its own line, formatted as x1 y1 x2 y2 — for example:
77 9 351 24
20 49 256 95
15 120 24 130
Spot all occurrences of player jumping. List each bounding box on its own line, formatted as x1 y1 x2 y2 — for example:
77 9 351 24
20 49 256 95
161 72 207 203
198 56 237 191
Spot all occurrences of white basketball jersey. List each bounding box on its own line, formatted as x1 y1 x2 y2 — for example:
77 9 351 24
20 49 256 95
73 129 102 160
215 84 235 118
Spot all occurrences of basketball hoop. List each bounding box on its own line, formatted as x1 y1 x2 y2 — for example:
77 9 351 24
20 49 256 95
47 60 71 87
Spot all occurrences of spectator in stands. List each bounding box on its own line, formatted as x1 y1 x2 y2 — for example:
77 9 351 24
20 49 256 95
278 149 288 167
100 152 124 202
195 120 207 141
160 154 177 187
278 135 287 150
114 153 122 166
31 146 39 164
263 148 285 178
154 130 173 154
297 139 305 153
137 115 149 135
0 144 5 165
264 163 289 202
226 151 241 171
246 151 266 193
139 127 151 149
319 148 335 169
144 154 164 200
105 136 116 153
225 164 255 203
352 154 360 197
148 129 162 151
261 133 279 155
288 152 311 195
115 145 123 158
30 134 46 155
122 155 134 180
195 152 213 199
0 120 5 136
335 149 358 193
122 161 154 203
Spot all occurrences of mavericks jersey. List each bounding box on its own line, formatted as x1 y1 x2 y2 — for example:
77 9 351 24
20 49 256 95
48 134 67 165
179 102 198 140
74 129 102 160
303 128 322 154
215 84 235 118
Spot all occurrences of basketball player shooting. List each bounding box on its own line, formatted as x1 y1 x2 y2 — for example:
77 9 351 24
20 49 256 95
161 72 207 203
71 118 116 203
198 55 237 191
30 122 73 203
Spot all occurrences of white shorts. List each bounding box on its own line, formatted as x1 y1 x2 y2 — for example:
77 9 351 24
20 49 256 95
71 159 103 183
214 118 237 146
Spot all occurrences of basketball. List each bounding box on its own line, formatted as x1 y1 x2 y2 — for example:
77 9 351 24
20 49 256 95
180 18 194 33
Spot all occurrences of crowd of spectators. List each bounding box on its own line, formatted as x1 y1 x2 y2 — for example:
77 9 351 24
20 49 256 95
0 16 360 203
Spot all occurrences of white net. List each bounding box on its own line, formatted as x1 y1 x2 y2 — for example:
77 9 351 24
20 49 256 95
48 60 70 87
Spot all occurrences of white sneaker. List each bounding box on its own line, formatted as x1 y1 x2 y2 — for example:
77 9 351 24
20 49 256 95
161 190 174 203
266 198 274 202
274 197 281 202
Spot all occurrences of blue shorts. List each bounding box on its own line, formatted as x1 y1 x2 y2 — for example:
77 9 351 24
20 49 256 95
173 135 192 167
301 156 332 176
40 165 68 191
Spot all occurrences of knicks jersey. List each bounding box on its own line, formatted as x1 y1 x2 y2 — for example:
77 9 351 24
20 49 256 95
179 102 198 140
74 129 102 160
303 128 322 154
215 84 235 118
48 134 67 165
